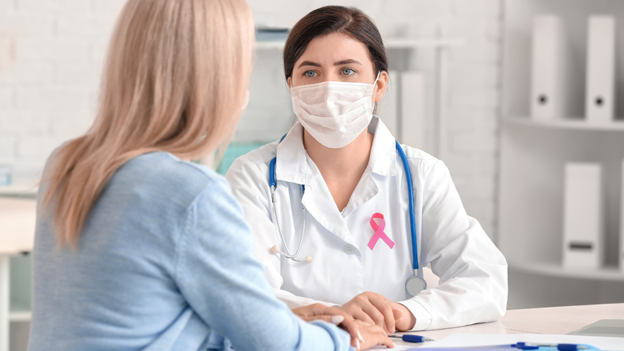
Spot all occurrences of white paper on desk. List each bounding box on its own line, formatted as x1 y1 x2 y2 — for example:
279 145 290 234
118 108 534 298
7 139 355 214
368 344 413 350
421 333 624 350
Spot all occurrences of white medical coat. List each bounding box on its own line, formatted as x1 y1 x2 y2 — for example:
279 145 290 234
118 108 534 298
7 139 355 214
225 116 508 331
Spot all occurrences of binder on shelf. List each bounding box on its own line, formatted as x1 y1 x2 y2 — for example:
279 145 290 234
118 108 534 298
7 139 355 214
530 15 570 120
378 70 399 139
586 16 616 124
621 160 624 271
563 163 604 269
400 71 426 149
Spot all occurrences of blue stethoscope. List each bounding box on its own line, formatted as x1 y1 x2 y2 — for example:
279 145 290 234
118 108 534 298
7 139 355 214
268 137 427 297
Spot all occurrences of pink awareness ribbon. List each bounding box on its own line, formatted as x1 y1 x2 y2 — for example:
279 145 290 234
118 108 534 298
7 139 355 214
367 213 395 250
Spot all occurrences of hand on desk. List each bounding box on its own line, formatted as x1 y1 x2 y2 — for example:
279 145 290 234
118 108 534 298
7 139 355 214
292 303 395 350
338 291 416 332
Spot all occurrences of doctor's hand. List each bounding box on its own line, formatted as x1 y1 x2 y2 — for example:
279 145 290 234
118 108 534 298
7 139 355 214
338 292 416 332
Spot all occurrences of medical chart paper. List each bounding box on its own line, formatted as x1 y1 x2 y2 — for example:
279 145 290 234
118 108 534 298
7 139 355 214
369 344 414 350
412 333 624 350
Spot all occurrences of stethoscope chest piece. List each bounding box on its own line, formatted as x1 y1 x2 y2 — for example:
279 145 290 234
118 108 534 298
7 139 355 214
405 275 427 297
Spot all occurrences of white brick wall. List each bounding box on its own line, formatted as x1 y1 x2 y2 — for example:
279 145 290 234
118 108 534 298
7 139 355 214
0 0 125 174
0 0 503 238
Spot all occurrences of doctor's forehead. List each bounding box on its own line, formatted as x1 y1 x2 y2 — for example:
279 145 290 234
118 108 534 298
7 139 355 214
294 32 372 67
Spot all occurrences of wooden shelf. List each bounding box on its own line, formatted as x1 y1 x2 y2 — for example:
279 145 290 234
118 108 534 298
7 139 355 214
254 40 285 50
0 175 39 198
255 38 464 50
508 259 624 282
384 38 465 49
9 300 31 322
9 312 31 323
504 116 624 131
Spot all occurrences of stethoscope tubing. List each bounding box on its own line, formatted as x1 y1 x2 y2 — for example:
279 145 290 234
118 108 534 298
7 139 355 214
395 140 420 271
268 136 419 270
270 184 307 260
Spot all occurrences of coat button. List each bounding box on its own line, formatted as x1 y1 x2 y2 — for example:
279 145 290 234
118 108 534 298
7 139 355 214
343 244 356 254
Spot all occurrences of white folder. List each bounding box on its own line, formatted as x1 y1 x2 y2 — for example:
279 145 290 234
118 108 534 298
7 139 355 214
563 163 604 269
531 16 569 120
401 71 426 149
586 16 616 124
620 160 624 271
377 70 399 139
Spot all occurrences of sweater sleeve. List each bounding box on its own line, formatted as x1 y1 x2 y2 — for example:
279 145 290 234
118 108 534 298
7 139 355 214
173 178 354 351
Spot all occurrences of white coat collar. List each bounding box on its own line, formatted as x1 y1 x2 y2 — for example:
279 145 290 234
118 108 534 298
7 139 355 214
367 116 398 177
274 121 308 186
274 115 398 185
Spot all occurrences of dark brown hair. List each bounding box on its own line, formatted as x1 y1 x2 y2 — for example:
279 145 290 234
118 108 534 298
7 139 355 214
283 6 388 80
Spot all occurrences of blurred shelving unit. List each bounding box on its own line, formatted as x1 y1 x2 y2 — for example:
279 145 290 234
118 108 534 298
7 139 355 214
503 116 624 131
499 0 624 309
0 194 36 351
255 38 464 50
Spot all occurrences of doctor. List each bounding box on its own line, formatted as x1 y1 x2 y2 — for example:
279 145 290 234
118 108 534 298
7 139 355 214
226 5 508 333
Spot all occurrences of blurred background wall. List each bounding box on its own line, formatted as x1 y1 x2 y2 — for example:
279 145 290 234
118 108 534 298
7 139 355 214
6 0 624 350
0 0 502 238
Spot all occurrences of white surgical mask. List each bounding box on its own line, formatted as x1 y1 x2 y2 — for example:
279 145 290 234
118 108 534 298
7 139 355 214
289 73 380 149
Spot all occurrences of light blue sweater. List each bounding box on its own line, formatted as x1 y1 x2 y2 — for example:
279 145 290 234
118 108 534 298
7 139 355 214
29 152 353 351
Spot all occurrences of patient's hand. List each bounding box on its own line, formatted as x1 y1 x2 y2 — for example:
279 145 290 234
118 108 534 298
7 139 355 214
292 303 394 350
292 303 350 324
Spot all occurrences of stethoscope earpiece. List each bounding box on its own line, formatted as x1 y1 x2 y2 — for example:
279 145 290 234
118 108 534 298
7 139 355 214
271 245 313 263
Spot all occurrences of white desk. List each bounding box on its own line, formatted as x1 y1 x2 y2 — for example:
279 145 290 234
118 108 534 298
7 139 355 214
0 197 36 351
392 303 624 347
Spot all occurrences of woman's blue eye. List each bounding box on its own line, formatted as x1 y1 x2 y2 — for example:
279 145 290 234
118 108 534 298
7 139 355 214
342 68 355 75
304 71 316 78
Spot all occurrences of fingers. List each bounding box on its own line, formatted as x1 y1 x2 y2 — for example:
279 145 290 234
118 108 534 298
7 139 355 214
340 292 399 332
298 314 344 324
353 321 395 350
334 314 362 346
392 307 403 321
331 315 345 324
359 300 387 330
368 294 397 333
354 293 386 328
379 334 396 349
392 303 417 331
348 307 376 326
293 303 345 319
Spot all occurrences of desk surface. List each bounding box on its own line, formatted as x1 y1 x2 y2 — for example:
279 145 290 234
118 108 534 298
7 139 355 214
0 197 36 255
394 303 624 346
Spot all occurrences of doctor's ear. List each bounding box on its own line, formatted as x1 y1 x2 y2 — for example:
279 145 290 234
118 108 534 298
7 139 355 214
374 71 389 103
287 77 292 89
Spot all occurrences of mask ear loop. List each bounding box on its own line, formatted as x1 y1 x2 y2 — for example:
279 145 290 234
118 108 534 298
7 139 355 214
373 71 381 85
372 71 381 114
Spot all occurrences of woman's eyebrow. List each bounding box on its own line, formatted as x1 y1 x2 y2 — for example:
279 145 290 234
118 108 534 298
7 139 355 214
334 59 362 66
297 60 321 68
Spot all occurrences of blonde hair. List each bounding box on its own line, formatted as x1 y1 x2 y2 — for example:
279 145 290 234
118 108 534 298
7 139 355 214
43 0 254 248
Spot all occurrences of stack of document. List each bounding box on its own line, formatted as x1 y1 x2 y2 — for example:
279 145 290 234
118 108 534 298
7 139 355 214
376 333 624 351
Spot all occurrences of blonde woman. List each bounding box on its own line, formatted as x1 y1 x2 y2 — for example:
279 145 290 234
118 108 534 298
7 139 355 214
27 1 393 350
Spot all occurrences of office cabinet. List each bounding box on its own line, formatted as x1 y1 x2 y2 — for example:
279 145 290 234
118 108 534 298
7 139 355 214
499 0 624 308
